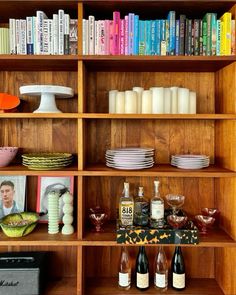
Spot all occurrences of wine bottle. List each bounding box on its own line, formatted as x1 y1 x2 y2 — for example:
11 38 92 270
150 179 164 228
118 246 131 290
134 186 149 226
171 246 185 290
135 246 149 291
154 246 168 291
119 182 134 227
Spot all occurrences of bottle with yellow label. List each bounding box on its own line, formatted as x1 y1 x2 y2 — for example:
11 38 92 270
119 182 134 227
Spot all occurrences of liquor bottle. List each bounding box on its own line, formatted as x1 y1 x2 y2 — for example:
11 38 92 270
134 186 149 226
154 246 168 291
171 246 185 290
150 179 164 228
118 246 131 290
135 246 149 290
119 182 134 227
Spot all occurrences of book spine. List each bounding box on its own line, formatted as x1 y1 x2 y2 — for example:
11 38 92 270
211 13 217 55
133 15 139 55
223 12 232 55
20 19 27 55
48 19 53 55
64 14 70 55
231 19 235 55
36 10 47 55
95 21 98 54
160 19 166 55
193 19 200 56
145 20 151 55
43 19 49 54
138 20 145 55
100 20 105 55
150 20 156 55
175 19 180 55
69 19 78 55
9 18 16 54
169 11 176 55
216 19 221 56
202 16 207 56
156 19 161 55
179 14 186 55
165 18 170 55
124 16 129 55
53 14 59 55
88 15 95 55
199 20 203 55
113 11 120 55
16 19 20 54
128 13 134 55
120 19 125 55
82 19 88 55
26 17 34 54
104 19 110 55
206 13 212 56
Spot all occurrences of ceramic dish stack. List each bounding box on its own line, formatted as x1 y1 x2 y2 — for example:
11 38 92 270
22 153 73 170
105 147 155 170
171 154 210 169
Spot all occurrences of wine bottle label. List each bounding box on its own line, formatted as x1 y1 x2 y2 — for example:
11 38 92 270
155 273 166 288
120 201 134 226
119 272 130 287
151 202 164 219
173 273 185 289
137 272 149 288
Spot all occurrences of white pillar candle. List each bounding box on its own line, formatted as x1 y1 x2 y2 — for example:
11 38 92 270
141 90 152 114
170 87 178 114
164 88 171 114
116 91 125 113
150 87 164 114
125 90 137 113
189 91 197 114
178 88 190 114
133 87 143 113
108 90 118 113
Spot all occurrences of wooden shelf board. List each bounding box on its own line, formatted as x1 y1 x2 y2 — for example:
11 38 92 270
81 113 236 119
0 113 78 119
0 224 79 246
85 278 224 295
83 221 236 247
82 55 236 72
0 55 78 71
45 277 77 295
83 164 236 177
0 164 79 176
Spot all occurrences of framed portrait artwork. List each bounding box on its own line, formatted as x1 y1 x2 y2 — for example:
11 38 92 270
36 176 74 222
0 176 26 220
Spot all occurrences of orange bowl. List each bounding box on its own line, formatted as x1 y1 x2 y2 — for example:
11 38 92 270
0 93 20 110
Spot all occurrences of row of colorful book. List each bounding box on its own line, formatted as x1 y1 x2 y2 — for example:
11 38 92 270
83 11 235 56
4 10 78 55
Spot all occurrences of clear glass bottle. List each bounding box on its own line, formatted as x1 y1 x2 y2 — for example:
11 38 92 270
150 179 164 228
171 246 185 290
134 186 149 226
118 246 131 290
154 246 168 292
135 246 149 291
119 182 134 227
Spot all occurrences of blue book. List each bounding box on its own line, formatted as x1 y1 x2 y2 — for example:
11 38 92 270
139 20 145 55
150 20 156 55
168 11 176 55
156 19 161 55
145 20 151 55
133 15 139 55
128 13 135 55
175 19 180 55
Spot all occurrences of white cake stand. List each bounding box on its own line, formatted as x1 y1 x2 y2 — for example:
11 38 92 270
19 85 74 113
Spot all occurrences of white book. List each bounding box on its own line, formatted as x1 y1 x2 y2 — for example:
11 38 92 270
19 19 27 55
64 13 70 54
26 16 34 54
82 19 88 54
95 20 99 55
53 14 59 55
9 19 16 54
88 15 95 55
48 19 53 55
58 9 64 55
15 19 20 54
36 10 48 54
43 19 49 54
32 16 36 55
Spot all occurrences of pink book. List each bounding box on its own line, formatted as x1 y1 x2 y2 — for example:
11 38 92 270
109 20 114 55
124 15 129 55
105 19 110 55
120 19 125 54
113 11 120 55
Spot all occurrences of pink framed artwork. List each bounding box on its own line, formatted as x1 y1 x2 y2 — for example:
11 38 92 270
36 176 74 222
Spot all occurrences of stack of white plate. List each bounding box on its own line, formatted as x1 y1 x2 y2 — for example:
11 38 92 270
105 148 155 170
171 154 210 169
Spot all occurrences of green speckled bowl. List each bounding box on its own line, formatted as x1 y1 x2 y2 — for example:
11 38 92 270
0 212 39 237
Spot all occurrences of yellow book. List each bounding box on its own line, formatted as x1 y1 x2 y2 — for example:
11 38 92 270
220 12 232 55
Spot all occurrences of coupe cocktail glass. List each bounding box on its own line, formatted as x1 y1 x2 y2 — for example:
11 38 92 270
165 194 185 215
